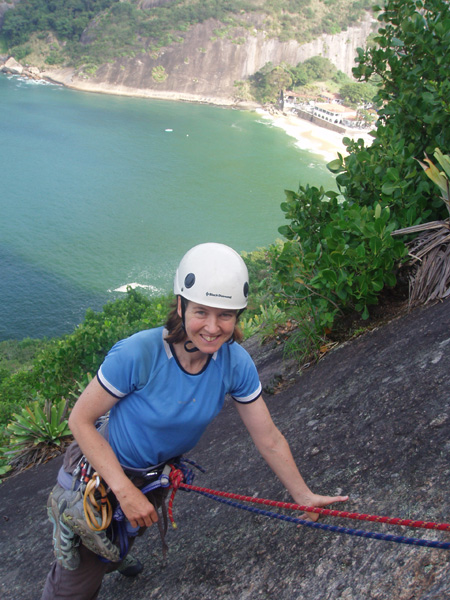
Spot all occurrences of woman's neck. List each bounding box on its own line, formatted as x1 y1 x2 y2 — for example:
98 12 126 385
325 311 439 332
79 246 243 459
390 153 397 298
172 341 210 374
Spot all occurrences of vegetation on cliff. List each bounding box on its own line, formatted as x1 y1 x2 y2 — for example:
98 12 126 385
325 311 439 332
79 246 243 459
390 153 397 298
0 0 373 69
249 55 378 104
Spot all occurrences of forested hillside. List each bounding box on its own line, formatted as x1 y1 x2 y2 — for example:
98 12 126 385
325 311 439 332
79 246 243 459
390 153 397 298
1 0 373 65
0 0 375 102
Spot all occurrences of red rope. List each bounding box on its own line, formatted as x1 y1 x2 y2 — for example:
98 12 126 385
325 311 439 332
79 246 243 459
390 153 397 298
168 467 185 528
179 483 450 532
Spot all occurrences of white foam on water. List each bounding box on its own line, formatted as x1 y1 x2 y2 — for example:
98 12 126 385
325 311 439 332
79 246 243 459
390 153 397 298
111 282 160 293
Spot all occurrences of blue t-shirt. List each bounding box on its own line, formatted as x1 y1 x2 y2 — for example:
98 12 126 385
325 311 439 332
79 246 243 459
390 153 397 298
97 327 262 468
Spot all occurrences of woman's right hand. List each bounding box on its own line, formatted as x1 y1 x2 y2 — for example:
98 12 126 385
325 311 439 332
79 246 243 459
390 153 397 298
114 480 159 528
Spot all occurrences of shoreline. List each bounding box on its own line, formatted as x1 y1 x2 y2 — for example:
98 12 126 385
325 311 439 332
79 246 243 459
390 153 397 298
6 66 373 161
255 109 374 162
257 109 348 162
38 69 371 161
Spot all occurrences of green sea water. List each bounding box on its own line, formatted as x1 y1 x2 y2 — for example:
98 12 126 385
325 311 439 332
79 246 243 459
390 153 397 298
0 74 336 340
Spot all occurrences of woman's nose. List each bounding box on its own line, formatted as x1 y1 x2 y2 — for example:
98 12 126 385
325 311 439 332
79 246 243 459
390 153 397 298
205 315 220 332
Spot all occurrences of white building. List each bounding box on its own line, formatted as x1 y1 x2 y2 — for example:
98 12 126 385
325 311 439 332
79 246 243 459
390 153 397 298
312 102 357 124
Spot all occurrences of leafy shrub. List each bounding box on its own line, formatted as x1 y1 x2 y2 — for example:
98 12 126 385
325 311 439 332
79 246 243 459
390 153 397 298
273 184 407 327
45 50 65 65
152 65 168 82
12 44 31 61
7 397 71 453
335 0 450 229
240 304 286 342
0 289 171 431
5 397 72 470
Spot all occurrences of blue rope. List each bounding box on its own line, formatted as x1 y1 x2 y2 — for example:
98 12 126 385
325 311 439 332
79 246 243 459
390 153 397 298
194 490 450 550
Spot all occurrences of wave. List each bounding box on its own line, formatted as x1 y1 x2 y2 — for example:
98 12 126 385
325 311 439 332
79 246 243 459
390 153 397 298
15 76 54 86
110 282 161 294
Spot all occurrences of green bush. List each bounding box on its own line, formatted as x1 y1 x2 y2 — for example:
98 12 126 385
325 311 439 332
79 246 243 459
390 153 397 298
273 184 407 327
335 0 450 228
0 289 171 432
269 0 450 354
6 397 71 458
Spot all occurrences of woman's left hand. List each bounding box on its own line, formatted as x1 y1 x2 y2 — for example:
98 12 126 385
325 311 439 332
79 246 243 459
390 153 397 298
294 492 349 522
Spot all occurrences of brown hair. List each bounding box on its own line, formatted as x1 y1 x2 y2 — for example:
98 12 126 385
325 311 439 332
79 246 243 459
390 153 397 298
164 298 244 345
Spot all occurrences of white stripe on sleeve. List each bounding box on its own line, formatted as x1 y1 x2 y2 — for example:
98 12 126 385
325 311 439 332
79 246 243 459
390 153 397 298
97 367 127 398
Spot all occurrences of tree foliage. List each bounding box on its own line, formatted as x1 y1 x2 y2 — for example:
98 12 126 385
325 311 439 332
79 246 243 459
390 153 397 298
2 0 119 46
333 0 450 227
272 0 450 332
339 81 377 106
1 0 374 67
250 56 339 102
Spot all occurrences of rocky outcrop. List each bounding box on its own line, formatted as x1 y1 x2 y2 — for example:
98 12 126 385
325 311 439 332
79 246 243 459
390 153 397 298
1 56 23 75
41 13 376 105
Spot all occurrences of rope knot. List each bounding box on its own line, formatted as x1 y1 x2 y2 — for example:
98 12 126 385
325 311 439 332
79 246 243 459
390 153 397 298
168 466 185 529
169 467 184 490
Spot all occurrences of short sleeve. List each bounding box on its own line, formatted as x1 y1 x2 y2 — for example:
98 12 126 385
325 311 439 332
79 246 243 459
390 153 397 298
228 343 262 404
97 330 159 398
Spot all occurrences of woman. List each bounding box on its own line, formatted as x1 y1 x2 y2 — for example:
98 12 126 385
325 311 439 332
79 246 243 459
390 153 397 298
42 243 348 599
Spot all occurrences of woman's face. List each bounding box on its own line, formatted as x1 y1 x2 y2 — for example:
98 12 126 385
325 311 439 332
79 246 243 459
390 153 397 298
179 300 237 354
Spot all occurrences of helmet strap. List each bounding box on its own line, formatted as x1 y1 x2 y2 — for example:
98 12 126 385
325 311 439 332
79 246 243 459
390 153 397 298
184 340 199 353
179 297 199 352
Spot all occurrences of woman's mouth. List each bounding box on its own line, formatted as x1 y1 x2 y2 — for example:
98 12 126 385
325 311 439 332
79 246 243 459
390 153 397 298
201 334 219 343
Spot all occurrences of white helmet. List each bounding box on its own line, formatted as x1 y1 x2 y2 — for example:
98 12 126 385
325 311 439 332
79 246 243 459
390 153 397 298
174 243 249 310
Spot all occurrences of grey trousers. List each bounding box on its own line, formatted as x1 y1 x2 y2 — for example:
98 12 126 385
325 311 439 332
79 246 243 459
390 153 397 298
40 544 113 600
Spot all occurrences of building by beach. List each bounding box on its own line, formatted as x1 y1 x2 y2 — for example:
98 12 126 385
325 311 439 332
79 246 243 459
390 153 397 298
282 89 373 132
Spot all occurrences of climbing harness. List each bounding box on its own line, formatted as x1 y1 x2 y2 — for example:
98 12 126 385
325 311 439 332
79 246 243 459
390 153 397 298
102 458 203 562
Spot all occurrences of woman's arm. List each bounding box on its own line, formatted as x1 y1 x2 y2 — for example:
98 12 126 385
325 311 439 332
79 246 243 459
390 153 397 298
235 395 348 519
68 377 159 528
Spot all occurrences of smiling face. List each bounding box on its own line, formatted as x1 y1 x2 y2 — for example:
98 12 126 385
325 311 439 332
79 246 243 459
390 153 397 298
178 298 237 355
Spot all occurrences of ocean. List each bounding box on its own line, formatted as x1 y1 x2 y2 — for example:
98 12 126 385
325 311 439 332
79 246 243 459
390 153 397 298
0 74 336 341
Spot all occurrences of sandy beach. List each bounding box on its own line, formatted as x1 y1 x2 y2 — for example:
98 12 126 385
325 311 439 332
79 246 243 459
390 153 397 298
256 109 373 162
36 68 372 162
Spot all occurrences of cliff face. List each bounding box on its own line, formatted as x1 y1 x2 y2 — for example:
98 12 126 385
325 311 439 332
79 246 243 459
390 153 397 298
2 299 450 600
72 13 375 103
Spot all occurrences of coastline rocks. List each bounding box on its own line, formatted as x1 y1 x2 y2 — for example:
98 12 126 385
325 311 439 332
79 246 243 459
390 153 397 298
1 57 23 75
0 57 52 82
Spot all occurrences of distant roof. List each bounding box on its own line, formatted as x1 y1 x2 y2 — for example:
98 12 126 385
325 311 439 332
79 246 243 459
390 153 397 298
315 102 356 115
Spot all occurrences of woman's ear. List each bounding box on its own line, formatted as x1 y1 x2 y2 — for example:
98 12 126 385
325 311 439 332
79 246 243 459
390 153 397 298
177 296 182 319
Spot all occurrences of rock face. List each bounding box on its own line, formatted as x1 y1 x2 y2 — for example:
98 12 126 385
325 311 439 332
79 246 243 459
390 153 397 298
1 56 23 74
1 299 449 600
68 14 376 102
2 11 375 104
